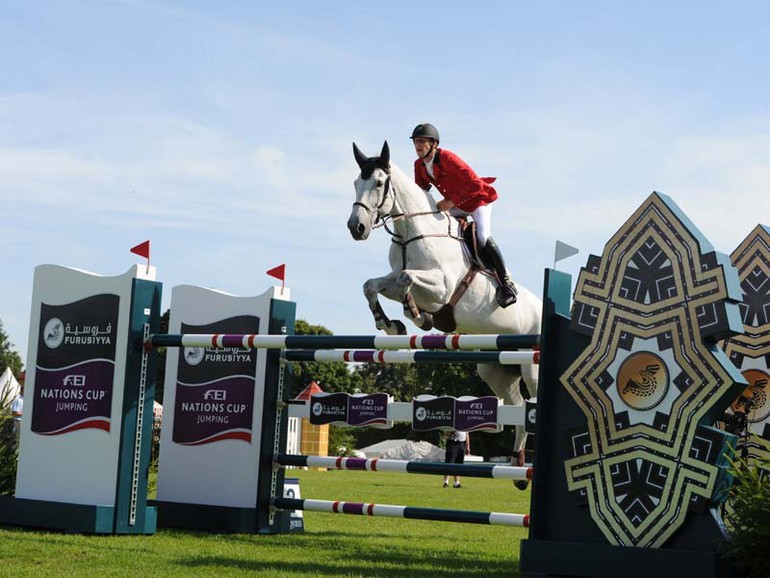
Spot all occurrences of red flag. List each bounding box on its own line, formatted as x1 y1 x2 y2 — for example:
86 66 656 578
130 240 150 259
266 264 285 282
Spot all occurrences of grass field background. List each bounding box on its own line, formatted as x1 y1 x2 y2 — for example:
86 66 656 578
0 468 531 577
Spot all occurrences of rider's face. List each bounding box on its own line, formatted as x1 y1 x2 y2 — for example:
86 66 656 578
413 137 436 160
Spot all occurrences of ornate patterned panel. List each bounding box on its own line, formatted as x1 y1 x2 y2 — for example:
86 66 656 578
562 192 744 547
722 225 770 463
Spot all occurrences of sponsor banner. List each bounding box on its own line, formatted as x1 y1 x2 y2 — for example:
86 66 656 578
32 295 119 435
347 393 391 427
309 392 349 425
412 395 455 431
454 396 501 432
284 478 304 532
172 316 258 445
172 376 254 444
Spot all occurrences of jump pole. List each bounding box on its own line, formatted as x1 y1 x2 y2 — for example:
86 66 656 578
281 349 540 365
274 454 533 482
147 333 541 351
270 497 530 528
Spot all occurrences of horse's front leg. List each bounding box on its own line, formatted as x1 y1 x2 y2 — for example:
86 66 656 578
363 273 407 335
395 269 447 331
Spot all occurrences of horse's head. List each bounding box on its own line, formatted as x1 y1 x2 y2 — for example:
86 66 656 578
348 141 393 240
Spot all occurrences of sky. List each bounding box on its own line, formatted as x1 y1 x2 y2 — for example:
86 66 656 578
1 0 769 364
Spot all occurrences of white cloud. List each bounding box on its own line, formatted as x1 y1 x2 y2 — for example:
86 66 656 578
0 148 111 187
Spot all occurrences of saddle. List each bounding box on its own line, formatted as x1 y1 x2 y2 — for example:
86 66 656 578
430 218 501 333
458 219 495 272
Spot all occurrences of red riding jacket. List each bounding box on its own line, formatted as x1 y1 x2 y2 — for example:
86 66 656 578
414 148 498 212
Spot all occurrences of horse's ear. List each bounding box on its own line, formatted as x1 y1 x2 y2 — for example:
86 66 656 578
353 143 368 168
380 141 390 166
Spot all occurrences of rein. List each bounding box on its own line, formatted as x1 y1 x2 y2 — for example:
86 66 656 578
388 215 458 247
352 166 464 266
387 179 465 268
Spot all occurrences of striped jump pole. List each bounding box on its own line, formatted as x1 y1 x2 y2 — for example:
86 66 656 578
146 333 541 351
271 497 530 528
275 454 533 482
281 349 540 365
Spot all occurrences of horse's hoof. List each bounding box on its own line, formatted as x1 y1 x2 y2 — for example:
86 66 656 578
393 320 407 335
419 313 433 331
514 480 530 491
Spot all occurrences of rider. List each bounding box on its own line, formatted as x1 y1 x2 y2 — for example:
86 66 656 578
410 122 518 307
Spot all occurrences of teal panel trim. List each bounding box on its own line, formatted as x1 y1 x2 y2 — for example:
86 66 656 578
0 496 114 534
256 298 296 534
114 277 162 534
653 191 716 254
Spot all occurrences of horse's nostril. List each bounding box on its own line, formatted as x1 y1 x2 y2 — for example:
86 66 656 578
356 224 366 234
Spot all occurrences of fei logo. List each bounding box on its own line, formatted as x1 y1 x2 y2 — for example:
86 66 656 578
63 375 87 387
204 390 226 401
470 402 483 410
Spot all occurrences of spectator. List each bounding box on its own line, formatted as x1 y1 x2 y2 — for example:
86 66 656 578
442 430 470 488
11 385 23 448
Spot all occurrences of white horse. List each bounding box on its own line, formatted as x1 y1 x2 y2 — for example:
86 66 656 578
347 141 542 485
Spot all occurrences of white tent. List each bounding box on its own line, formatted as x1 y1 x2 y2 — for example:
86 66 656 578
380 440 445 461
357 439 445 461
0 367 21 410
356 437 484 462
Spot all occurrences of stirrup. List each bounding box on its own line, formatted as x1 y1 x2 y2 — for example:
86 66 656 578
496 282 518 308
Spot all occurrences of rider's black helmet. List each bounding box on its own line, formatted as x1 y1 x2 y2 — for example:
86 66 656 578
410 123 440 143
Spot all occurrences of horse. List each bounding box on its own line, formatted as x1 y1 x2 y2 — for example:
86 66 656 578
347 141 543 486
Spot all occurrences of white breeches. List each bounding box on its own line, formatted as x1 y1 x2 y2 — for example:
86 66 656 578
450 203 492 247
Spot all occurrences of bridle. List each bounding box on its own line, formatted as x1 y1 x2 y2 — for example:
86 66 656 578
352 166 468 274
352 170 392 217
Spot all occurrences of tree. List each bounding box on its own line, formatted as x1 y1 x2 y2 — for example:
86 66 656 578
0 320 23 378
725 445 770 578
0 319 22 495
414 362 489 398
355 362 423 401
289 319 362 397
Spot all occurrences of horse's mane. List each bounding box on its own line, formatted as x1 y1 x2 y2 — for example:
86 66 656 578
388 162 438 212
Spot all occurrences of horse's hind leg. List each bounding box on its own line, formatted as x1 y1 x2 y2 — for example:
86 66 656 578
477 362 531 490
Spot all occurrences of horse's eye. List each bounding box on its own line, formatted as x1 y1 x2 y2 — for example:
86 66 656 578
376 179 384 187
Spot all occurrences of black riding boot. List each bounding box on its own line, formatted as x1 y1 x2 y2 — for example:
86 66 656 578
484 238 518 308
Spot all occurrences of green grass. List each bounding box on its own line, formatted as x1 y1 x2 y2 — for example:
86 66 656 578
0 469 531 577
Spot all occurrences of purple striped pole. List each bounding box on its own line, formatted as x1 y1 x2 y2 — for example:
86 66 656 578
275 454 532 481
281 349 540 365
271 497 530 527
146 333 541 351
